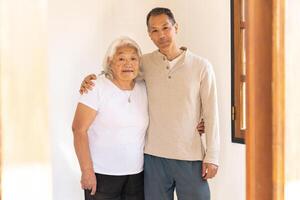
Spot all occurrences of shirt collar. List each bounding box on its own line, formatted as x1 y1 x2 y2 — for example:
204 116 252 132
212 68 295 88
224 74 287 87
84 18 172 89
155 46 188 61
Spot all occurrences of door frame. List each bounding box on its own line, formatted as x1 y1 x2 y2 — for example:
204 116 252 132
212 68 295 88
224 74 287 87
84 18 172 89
246 0 285 199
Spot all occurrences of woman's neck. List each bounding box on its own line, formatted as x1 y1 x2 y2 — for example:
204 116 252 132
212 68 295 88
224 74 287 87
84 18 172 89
112 78 135 90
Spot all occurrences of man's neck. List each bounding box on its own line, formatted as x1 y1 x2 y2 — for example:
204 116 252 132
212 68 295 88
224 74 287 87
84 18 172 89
159 44 182 61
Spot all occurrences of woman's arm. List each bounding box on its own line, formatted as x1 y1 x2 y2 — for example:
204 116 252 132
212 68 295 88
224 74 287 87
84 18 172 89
72 103 97 195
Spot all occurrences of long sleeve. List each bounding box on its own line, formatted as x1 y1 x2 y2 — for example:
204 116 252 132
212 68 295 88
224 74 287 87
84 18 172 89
200 59 220 166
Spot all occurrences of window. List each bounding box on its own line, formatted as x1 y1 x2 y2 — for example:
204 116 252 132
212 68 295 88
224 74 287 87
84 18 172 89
231 0 247 143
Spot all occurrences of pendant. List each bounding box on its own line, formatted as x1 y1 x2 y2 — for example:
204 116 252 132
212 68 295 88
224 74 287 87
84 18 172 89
128 97 131 103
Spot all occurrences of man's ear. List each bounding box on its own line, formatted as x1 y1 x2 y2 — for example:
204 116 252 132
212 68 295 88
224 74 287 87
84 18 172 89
175 23 178 34
147 28 152 38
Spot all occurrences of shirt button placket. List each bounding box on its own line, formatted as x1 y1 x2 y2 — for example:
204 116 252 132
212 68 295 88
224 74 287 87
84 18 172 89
163 56 171 79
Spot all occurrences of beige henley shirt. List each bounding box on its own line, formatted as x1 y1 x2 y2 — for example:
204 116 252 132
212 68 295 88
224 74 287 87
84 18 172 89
141 48 220 165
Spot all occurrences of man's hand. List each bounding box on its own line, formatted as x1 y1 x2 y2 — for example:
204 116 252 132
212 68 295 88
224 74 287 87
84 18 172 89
79 74 97 94
202 162 218 179
197 119 205 135
81 169 97 195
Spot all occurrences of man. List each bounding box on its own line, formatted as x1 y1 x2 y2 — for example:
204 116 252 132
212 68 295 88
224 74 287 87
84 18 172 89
80 7 219 200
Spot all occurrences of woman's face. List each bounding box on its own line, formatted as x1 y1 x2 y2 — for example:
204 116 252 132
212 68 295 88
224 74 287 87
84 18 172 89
110 46 140 82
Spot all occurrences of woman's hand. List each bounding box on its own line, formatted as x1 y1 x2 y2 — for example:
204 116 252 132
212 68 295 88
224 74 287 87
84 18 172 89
79 74 97 94
197 119 205 135
81 169 97 195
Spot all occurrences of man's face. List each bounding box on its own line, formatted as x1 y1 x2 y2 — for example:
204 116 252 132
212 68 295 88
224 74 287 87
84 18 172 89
148 14 178 51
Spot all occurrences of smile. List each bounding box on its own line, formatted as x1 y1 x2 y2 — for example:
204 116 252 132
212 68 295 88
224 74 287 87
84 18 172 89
122 70 134 72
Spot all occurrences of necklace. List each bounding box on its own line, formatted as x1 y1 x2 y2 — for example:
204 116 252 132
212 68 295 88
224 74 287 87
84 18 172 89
111 79 134 103
125 90 132 103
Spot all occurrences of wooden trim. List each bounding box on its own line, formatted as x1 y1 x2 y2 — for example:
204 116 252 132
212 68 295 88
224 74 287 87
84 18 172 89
234 0 243 140
272 0 285 199
246 0 285 199
246 0 273 199
231 0 246 143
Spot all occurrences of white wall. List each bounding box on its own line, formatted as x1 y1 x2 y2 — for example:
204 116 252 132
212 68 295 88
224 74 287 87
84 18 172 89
48 1 245 199
285 0 300 199
48 1 103 199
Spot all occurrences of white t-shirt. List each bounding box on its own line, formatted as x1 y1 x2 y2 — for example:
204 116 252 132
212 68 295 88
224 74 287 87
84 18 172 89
168 50 185 69
78 75 149 175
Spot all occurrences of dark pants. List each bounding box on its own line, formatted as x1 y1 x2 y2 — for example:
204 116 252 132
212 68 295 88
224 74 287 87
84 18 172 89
85 171 144 200
144 154 210 200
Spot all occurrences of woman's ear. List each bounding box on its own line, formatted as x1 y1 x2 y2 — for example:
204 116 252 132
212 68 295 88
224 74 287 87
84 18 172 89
107 57 112 66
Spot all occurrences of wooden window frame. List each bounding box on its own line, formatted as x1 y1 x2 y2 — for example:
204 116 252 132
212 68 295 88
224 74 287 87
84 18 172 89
231 0 246 144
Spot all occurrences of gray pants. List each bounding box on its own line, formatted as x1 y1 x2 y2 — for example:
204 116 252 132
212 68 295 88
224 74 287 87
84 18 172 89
144 154 210 200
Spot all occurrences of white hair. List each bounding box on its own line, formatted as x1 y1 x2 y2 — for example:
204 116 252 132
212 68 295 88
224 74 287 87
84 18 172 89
101 36 143 80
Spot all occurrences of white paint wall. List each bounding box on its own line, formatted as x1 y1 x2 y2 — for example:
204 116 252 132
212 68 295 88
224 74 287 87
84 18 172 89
285 0 300 199
48 1 245 199
48 1 103 199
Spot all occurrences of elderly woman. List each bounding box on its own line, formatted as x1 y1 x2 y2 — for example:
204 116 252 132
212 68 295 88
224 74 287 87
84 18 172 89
72 37 148 200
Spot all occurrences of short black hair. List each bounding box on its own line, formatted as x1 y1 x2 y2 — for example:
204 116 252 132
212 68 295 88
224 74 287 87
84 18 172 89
146 7 176 28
